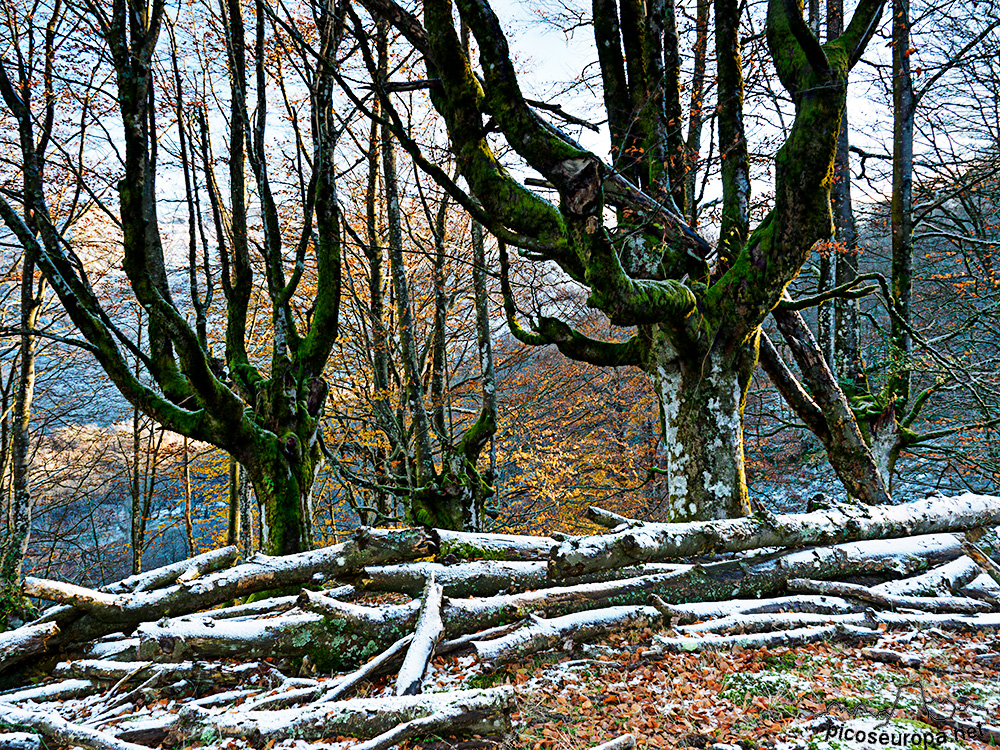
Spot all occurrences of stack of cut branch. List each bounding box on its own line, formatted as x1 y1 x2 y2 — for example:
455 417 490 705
1 494 999 749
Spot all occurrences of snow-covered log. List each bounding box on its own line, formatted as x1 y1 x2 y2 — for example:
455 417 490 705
0 622 58 673
472 605 661 667
361 560 684 597
862 648 923 668
52 659 284 689
652 595 862 625
450 533 964 632
653 624 879 652
363 560 547 597
962 573 1000 605
241 633 416 711
396 574 444 696
920 703 1000 744
159 687 514 747
105 545 240 594
437 529 556 561
136 604 415 669
0 679 97 703
866 609 1000 631
786 577 990 613
680 611 867 635
871 555 980 596
591 734 637 750
550 494 1000 577
0 703 150 750
179 592 305 620
317 634 414 704
438 623 523 654
23 527 434 640
962 539 1000 588
348 705 479 750
32 547 240 626
0 734 41 750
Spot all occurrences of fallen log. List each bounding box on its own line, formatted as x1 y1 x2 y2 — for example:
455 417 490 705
0 678 97 703
871 556 980 597
360 560 684 598
437 529 556 561
653 624 879 652
136 607 413 668
0 622 58 673
862 648 923 668
867 609 1000 631
349 705 485 750
27 528 433 620
0 734 41 750
652 594 862 625
961 539 1000 589
396 574 444 696
161 686 514 747
919 703 1000 744
680 612 867 635
32 546 241 627
472 605 661 667
362 561 546 598
180 592 305 621
52 659 284 690
591 734 637 750
0 703 150 750
550 494 1000 578
105 545 241 594
317 634 415 704
961 573 1000 605
438 623 523 655
786 578 990 614
586 507 640 530
446 532 966 634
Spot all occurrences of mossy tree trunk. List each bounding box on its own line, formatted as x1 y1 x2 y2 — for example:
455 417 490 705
644 327 758 521
359 0 884 520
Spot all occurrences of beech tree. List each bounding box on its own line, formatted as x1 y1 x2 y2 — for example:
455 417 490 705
357 0 885 520
0 0 346 555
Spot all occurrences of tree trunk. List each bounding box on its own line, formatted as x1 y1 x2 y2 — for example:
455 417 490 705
828 0 863 390
769 307 891 504
239 380 325 555
645 329 756 521
890 0 915 405
0 254 42 622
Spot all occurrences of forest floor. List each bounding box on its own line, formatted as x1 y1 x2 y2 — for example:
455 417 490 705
414 628 1000 750
158 626 998 750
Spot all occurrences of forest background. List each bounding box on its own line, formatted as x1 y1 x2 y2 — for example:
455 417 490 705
0 0 999 614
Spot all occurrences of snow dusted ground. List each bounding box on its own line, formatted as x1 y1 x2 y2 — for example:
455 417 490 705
4 624 999 750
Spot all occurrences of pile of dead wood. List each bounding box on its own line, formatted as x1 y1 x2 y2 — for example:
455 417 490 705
3 493 1000 750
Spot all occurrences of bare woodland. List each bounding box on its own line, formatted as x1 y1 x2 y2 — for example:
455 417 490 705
0 0 999 743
